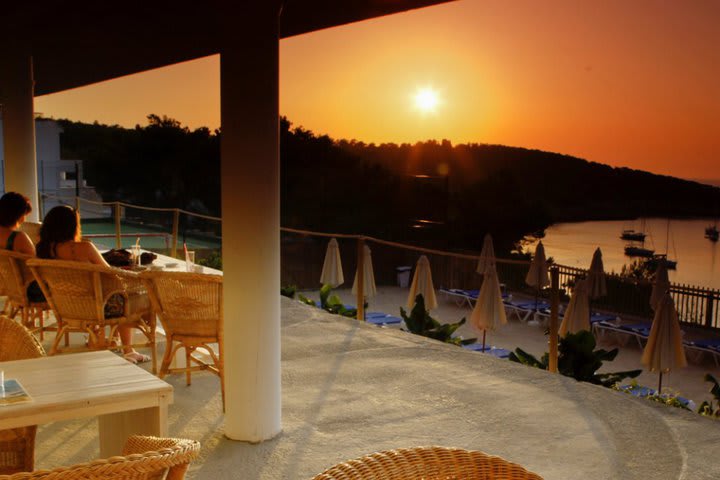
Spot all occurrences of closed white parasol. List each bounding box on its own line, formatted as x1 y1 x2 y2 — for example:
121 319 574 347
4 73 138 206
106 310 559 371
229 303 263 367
650 261 670 311
320 238 344 287
470 265 507 350
641 292 687 392
525 241 550 316
407 255 437 310
352 244 377 298
558 278 590 337
476 234 496 276
586 247 607 299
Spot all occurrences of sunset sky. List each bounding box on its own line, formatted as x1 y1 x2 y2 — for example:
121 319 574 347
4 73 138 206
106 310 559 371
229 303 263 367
35 0 720 181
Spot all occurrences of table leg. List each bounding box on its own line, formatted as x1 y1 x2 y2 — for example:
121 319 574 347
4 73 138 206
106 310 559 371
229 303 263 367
98 400 169 457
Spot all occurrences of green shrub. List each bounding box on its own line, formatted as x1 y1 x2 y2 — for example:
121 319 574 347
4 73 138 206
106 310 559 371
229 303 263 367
281 285 297 299
400 294 475 346
697 373 720 418
298 284 362 318
509 330 641 387
198 251 222 270
615 380 693 411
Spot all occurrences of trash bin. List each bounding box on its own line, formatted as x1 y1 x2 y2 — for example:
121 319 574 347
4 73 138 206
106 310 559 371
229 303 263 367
396 266 412 288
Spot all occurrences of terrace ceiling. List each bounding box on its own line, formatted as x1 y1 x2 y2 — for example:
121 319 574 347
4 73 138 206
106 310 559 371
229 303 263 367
1 0 454 96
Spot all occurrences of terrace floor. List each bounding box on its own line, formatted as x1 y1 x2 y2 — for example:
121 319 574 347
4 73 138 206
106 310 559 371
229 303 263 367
33 295 720 480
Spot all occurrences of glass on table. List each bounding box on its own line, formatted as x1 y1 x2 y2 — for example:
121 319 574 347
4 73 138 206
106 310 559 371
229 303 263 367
185 251 195 272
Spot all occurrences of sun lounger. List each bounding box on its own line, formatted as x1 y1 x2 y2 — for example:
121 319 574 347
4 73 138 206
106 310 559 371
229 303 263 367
365 311 402 326
594 320 651 348
462 343 511 359
617 384 694 410
314 301 355 310
439 287 510 309
683 338 720 367
590 312 618 324
503 299 551 323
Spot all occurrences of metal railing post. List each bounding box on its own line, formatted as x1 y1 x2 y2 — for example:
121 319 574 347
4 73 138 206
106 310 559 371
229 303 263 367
171 209 180 258
114 202 122 248
548 266 560 373
706 293 715 328
356 237 365 321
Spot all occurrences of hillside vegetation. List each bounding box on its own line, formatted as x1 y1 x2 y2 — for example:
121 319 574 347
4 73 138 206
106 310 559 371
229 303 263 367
57 115 720 254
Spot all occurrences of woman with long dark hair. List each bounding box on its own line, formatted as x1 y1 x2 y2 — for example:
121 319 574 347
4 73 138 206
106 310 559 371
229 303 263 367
37 205 150 364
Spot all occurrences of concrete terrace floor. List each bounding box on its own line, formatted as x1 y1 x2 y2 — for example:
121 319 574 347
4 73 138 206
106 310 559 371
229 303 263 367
34 296 720 480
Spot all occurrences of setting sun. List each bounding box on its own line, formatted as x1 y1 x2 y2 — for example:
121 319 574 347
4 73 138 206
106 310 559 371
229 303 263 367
414 87 440 113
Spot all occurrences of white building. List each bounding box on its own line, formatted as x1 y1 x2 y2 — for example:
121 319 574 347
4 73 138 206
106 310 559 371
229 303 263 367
0 118 107 218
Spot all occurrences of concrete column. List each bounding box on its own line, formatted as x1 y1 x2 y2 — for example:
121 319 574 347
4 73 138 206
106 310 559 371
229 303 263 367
220 3 281 442
0 52 39 221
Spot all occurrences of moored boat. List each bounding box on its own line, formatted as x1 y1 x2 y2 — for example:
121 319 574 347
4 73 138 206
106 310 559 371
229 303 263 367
650 253 677 270
624 245 655 258
706 225 719 242
620 229 646 241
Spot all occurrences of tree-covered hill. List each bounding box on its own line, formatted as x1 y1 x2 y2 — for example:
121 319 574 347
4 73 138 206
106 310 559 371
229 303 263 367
55 115 720 254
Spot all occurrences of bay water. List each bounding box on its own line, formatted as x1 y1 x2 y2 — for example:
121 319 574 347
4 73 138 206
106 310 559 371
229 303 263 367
525 218 720 291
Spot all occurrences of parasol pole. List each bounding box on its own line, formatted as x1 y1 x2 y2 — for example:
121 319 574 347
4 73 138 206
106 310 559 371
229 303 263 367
482 330 487 351
356 237 365 321
658 372 663 394
534 257 541 319
548 267 560 373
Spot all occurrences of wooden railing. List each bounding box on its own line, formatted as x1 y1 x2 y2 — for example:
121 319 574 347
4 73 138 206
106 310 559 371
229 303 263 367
42 194 720 329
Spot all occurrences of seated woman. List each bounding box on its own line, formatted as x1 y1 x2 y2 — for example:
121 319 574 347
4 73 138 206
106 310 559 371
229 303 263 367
0 192 36 255
0 192 44 302
36 205 150 364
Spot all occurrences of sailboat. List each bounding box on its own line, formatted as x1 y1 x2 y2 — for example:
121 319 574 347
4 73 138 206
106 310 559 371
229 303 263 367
624 244 655 258
705 224 719 242
620 218 647 241
656 219 678 270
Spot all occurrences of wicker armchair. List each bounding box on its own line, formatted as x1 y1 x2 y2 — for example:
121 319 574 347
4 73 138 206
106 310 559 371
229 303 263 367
0 316 46 474
26 259 156 372
140 271 224 407
311 446 544 480
0 250 51 339
0 435 200 480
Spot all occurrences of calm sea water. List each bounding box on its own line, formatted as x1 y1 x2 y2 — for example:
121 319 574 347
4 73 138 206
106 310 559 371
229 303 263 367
525 218 720 291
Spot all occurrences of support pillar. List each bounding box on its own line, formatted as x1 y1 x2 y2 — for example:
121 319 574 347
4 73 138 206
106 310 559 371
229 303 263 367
220 3 281 442
0 52 39 221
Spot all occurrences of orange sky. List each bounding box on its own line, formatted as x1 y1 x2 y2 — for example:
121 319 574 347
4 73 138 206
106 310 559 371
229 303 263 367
35 0 720 180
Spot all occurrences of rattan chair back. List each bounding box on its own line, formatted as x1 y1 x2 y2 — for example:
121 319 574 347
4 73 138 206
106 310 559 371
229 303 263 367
311 446 544 480
26 259 155 366
0 316 45 475
0 435 201 480
0 251 49 336
141 271 224 406
0 250 30 306
0 316 45 362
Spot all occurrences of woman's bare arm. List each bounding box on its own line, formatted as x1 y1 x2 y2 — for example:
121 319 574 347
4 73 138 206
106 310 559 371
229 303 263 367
14 231 36 256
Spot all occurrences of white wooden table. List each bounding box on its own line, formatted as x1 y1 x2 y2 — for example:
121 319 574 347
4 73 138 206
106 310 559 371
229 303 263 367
0 350 173 457
145 250 223 275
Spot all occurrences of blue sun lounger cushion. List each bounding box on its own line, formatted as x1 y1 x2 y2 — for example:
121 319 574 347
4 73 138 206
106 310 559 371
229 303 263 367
462 343 511 359
439 287 509 309
365 311 402 326
618 384 695 410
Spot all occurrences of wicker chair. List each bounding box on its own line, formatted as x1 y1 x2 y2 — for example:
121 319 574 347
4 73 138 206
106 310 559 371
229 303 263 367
0 435 200 480
0 250 51 339
0 316 46 474
140 271 224 407
311 446 544 480
26 259 156 373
